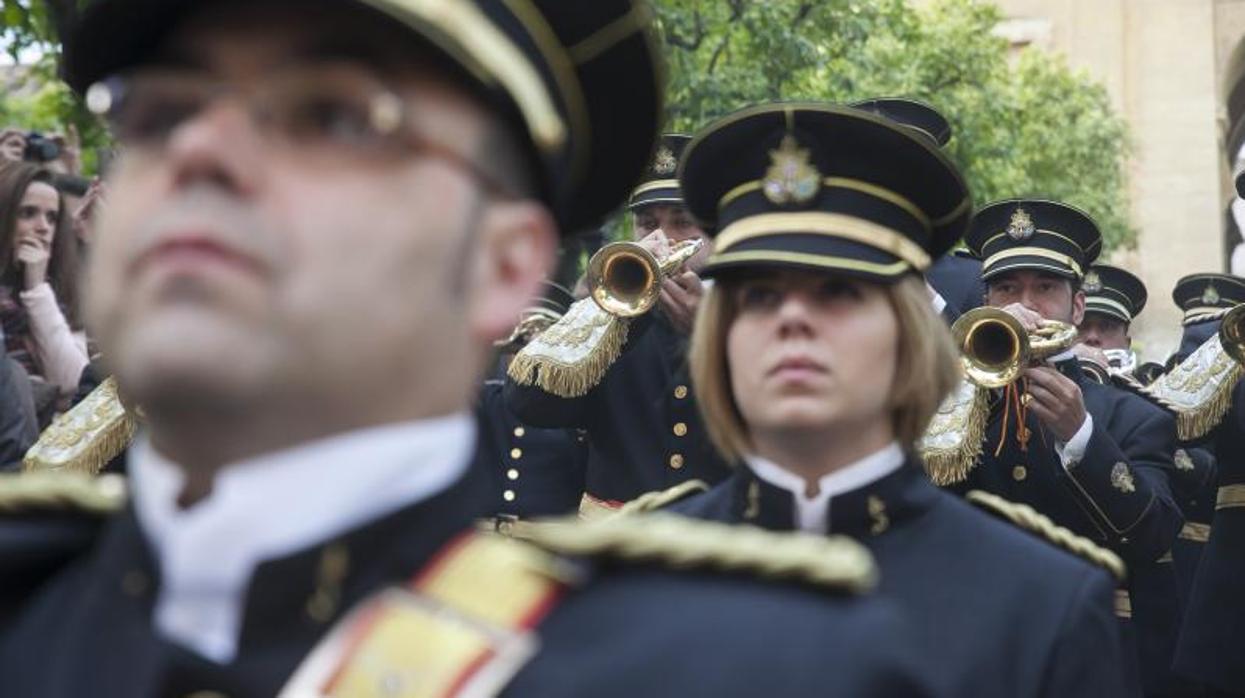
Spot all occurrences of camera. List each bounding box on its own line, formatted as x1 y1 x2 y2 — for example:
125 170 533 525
24 132 61 163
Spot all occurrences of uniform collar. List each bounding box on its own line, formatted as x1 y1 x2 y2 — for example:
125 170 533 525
129 413 477 663
740 443 908 534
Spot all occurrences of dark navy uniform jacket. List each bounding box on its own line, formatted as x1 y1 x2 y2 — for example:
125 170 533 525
925 251 985 324
952 358 1183 695
670 458 1127 698
0 460 940 698
505 312 730 503
475 379 586 518
1174 376 1245 693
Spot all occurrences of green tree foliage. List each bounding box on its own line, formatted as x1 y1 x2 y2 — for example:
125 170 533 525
1 0 107 173
655 0 1135 249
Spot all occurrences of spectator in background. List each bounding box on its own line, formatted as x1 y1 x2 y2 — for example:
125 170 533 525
0 162 88 422
0 130 26 164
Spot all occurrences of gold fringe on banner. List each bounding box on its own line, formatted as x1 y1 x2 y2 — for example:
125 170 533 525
507 297 630 398
1144 332 1243 441
918 380 989 486
23 377 137 476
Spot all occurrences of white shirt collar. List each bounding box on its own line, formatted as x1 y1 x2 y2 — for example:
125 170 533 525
130 413 476 663
745 442 905 534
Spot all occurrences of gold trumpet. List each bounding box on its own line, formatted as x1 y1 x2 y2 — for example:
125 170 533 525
1220 303 1245 365
950 307 1079 388
586 238 704 317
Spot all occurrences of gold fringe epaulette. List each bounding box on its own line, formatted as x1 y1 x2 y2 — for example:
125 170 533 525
617 480 710 515
0 471 125 515
23 377 136 475
967 490 1126 582
1142 330 1242 441
519 512 877 594
918 379 988 485
507 297 629 398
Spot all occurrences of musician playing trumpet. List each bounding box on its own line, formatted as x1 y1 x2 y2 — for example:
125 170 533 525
504 135 731 510
948 199 1184 696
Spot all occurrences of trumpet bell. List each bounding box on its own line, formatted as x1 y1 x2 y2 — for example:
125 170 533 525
587 242 663 317
950 307 1028 388
1219 303 1245 365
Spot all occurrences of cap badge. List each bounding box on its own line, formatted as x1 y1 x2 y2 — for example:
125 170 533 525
1083 271 1103 294
1007 208 1036 241
1203 283 1221 306
653 146 677 176
763 135 821 206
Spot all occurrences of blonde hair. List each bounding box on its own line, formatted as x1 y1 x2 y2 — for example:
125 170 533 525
689 273 961 462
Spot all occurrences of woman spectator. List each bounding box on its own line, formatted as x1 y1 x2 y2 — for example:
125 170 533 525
0 161 88 418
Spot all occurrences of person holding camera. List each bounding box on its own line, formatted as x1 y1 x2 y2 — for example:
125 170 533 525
0 162 88 420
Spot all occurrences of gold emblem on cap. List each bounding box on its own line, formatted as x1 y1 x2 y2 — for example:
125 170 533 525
1007 208 1036 241
1203 282 1221 306
763 135 821 206
653 146 677 176
1083 271 1103 294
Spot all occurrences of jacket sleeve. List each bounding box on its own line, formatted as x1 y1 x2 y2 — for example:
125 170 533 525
19 283 89 395
1062 394 1183 562
503 313 660 429
1043 568 1129 696
0 357 37 470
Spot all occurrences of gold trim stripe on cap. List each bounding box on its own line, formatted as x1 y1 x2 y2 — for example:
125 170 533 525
932 197 973 227
1086 297 1133 320
568 3 653 64
715 212 932 270
982 248 1083 277
719 177 930 231
630 179 681 197
1217 484 1245 510
708 250 912 276
383 0 566 151
1184 306 1231 319
982 228 1086 254
500 0 590 179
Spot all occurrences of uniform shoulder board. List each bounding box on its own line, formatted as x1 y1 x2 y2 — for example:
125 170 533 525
519 512 877 594
616 479 710 515
0 471 126 516
966 490 1125 581
23 377 136 475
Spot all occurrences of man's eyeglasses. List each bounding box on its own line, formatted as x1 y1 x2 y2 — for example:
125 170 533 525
87 64 515 197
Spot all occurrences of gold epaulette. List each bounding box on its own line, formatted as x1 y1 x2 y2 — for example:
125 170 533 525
616 479 710 515
1142 331 1242 440
0 471 126 515
23 377 136 475
507 296 630 398
918 379 989 486
520 512 877 594
967 490 1126 582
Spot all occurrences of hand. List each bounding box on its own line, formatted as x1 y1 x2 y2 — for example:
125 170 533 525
1023 366 1088 442
72 178 106 244
999 302 1044 333
1072 343 1109 368
16 236 51 290
51 125 82 176
635 228 672 260
658 270 703 335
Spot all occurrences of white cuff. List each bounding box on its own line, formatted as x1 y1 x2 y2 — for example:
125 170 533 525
1054 413 1094 470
